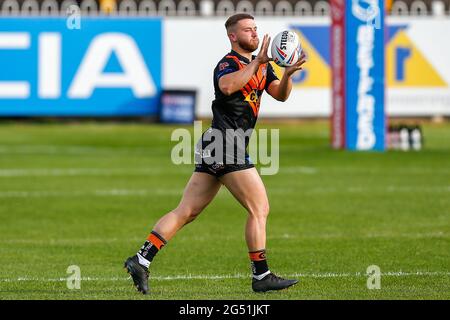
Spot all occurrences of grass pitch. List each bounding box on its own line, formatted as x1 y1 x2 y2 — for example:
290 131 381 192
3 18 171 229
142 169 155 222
0 120 448 300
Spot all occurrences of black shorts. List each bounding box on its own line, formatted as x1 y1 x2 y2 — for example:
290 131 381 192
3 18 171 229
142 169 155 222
194 162 255 178
194 127 254 178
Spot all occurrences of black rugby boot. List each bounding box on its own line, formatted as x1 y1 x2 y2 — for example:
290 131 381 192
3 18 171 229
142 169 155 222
124 255 149 294
252 273 298 293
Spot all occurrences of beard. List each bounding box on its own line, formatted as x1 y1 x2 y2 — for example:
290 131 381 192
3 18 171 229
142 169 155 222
238 38 259 53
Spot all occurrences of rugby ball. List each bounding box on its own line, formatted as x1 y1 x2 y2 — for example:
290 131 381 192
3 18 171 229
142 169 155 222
271 30 302 67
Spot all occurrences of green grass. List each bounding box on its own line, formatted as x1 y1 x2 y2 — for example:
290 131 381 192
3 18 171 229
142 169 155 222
0 120 448 299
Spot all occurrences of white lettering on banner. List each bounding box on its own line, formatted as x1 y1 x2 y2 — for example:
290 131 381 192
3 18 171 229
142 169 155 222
0 33 30 48
356 25 376 150
0 33 30 98
332 24 343 149
68 33 156 99
39 33 61 98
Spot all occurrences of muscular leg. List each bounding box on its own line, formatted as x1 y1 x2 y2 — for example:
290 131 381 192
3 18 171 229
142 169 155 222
219 167 298 292
127 168 297 294
125 172 221 294
152 172 222 241
219 167 269 251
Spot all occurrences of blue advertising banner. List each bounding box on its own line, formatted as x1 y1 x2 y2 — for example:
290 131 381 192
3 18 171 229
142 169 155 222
345 1 386 151
0 18 162 116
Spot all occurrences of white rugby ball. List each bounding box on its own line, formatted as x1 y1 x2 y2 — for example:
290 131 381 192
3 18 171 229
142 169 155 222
271 30 302 67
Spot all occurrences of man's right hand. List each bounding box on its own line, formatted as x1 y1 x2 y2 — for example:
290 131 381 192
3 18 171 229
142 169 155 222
219 34 272 96
255 34 272 65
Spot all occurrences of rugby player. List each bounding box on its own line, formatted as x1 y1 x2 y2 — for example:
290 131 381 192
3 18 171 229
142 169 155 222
124 13 306 294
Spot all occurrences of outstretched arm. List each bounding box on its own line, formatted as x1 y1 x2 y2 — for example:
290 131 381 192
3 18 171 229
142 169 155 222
218 35 271 96
267 52 307 102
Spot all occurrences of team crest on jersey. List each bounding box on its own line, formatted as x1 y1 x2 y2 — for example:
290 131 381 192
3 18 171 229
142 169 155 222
245 90 259 103
219 62 229 71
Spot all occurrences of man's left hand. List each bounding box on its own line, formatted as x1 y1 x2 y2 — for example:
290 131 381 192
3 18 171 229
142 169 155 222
284 52 307 77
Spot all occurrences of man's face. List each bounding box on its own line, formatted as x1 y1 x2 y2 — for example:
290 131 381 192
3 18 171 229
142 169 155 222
230 19 259 52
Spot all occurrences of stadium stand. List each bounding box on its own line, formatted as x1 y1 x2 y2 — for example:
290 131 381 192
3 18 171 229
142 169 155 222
0 0 449 16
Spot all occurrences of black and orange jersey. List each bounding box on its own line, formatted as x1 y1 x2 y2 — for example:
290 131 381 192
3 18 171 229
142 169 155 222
211 50 279 133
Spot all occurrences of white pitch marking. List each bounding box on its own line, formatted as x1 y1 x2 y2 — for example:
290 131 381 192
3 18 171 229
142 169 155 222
0 185 448 198
1 271 449 283
0 189 183 198
0 168 192 177
280 166 318 174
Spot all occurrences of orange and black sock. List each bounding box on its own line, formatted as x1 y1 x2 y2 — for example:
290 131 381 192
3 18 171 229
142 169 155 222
249 249 271 280
136 231 167 269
